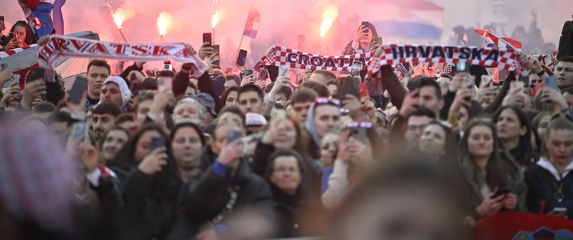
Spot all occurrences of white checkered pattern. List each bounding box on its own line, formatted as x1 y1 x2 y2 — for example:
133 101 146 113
368 44 518 74
255 46 373 72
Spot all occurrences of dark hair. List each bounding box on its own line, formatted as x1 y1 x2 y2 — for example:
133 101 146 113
301 81 329 97
87 60 111 74
226 74 241 86
115 113 135 126
562 86 573 95
265 148 306 180
92 102 121 117
32 102 56 114
220 86 239 107
47 111 73 125
157 70 175 78
410 107 436 119
170 122 206 146
9 21 37 45
141 78 158 90
411 77 442 100
217 105 246 127
558 55 573 63
460 120 516 190
313 70 337 83
113 124 180 199
238 84 264 102
493 106 537 165
290 89 317 104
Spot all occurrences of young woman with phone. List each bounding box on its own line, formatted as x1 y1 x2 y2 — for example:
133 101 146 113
451 119 525 224
111 124 182 240
342 22 380 55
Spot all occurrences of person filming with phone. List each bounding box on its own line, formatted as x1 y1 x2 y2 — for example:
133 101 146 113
343 22 381 55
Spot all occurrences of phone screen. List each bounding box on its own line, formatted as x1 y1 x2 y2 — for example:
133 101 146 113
150 137 166 150
68 76 88 104
457 62 467 72
544 76 559 90
70 123 89 143
202 33 212 45
236 49 247 67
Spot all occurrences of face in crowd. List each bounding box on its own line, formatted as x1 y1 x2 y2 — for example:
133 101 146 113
313 104 341 138
87 65 110 99
100 82 123 107
418 123 447 157
556 61 573 89
90 113 115 143
101 128 129 162
467 124 495 159
270 154 302 195
238 90 265 114
404 115 433 146
171 125 204 172
291 100 312 125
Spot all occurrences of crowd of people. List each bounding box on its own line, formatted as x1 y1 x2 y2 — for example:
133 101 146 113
1 9 573 240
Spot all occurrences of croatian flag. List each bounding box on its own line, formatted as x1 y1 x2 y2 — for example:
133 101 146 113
474 29 522 50
243 8 261 39
366 0 443 40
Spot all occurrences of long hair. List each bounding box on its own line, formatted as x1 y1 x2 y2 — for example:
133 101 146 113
113 123 180 200
459 120 515 190
9 21 37 45
493 105 538 166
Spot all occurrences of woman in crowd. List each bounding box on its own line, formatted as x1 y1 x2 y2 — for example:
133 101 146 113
112 124 182 240
322 124 379 209
1 21 37 50
532 111 553 138
493 105 538 168
265 148 313 238
99 127 131 165
319 133 339 193
220 86 239 108
526 116 573 219
452 120 526 224
418 121 451 163
170 122 206 182
342 22 380 55
183 123 273 239
252 115 317 196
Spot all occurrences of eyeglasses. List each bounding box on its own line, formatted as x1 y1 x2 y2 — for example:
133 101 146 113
347 121 372 129
315 97 340 106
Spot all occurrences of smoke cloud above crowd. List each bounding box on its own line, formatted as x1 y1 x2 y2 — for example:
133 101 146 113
2 0 572 67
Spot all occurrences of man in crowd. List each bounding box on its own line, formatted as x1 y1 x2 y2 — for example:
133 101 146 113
556 56 573 89
288 89 317 125
87 60 111 108
238 84 266 115
89 102 121 143
99 76 132 111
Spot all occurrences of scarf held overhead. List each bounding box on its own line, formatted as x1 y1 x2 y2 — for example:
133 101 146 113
369 44 518 73
37 35 207 76
255 45 517 73
255 46 373 72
